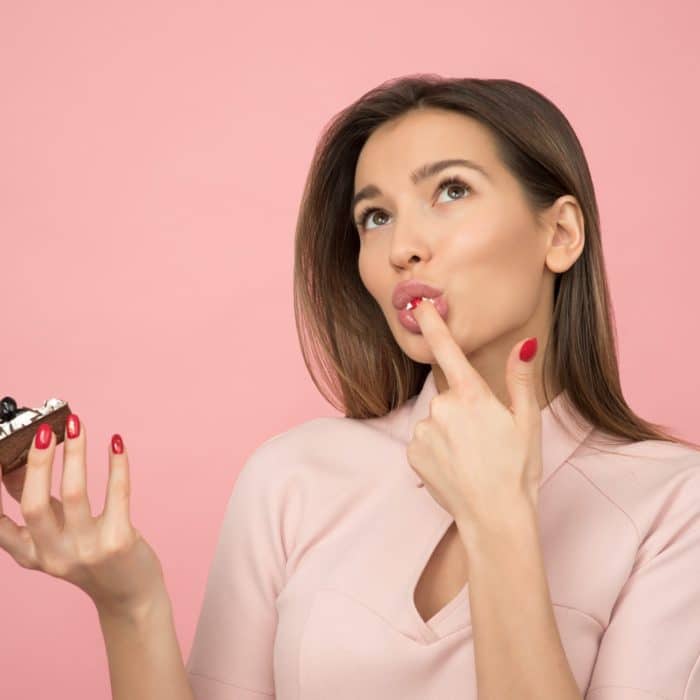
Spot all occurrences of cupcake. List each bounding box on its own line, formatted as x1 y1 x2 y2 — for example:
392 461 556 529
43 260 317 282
0 397 72 475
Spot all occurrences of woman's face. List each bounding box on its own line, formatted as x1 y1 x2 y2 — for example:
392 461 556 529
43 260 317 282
353 107 583 401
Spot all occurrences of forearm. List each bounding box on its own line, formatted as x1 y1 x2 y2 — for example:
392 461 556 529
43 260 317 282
96 585 195 700
457 502 582 700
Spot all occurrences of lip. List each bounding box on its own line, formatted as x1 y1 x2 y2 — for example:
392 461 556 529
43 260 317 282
396 294 448 333
392 279 444 310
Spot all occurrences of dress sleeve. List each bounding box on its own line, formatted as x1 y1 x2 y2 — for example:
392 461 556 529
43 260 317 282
585 470 700 700
186 444 290 699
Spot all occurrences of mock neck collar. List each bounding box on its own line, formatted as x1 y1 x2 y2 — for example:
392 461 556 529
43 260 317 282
401 368 595 488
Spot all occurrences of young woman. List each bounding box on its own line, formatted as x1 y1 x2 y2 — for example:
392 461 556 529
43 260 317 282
2 76 699 700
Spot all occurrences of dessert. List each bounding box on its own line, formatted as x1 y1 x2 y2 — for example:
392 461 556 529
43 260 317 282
0 396 72 476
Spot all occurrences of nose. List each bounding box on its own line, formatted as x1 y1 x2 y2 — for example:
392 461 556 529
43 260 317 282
388 224 431 270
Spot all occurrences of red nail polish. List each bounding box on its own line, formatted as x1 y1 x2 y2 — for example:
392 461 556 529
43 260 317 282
111 434 124 454
35 423 52 449
519 337 538 362
66 414 81 439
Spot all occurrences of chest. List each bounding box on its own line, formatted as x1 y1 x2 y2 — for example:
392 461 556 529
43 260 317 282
413 521 470 624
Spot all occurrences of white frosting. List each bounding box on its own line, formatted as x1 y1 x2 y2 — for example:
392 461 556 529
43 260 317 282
405 297 437 310
0 398 67 440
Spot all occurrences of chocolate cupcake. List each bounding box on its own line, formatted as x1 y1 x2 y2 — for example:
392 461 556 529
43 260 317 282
0 397 72 476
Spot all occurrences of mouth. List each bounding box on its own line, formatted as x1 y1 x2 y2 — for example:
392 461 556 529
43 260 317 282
392 280 444 310
401 295 439 312
395 293 448 333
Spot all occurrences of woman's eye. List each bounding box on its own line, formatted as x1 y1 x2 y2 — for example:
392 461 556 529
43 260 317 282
435 178 471 204
355 175 471 231
358 209 388 231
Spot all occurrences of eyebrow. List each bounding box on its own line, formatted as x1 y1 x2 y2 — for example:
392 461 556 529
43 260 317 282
351 158 491 213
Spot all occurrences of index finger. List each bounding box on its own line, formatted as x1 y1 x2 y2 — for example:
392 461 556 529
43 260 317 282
21 426 62 543
412 297 489 394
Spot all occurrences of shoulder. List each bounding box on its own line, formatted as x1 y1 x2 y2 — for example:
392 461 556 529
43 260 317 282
229 414 405 567
235 412 404 495
567 436 700 543
233 417 328 490
569 434 700 486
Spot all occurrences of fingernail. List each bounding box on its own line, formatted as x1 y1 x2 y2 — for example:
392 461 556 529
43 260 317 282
35 423 52 449
111 434 124 455
66 414 81 439
519 337 538 362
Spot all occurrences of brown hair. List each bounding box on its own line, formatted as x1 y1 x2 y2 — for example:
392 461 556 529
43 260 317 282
293 75 700 455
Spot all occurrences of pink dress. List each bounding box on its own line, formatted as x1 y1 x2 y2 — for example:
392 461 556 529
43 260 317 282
185 369 700 699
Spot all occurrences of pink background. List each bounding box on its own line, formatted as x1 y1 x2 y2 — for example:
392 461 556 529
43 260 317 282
1 1 698 696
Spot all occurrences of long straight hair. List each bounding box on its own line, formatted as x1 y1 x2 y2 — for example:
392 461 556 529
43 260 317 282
292 75 700 454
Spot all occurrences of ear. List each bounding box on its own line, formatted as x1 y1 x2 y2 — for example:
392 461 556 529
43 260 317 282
542 195 586 275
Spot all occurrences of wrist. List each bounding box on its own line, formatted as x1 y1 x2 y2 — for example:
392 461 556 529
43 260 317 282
456 496 539 554
95 580 171 626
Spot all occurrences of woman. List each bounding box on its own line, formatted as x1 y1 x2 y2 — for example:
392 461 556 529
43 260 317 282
2 76 699 699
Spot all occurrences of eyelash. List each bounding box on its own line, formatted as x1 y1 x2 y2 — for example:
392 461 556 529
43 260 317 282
354 175 472 230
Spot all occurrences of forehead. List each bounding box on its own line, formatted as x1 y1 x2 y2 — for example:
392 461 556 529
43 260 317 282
353 108 501 186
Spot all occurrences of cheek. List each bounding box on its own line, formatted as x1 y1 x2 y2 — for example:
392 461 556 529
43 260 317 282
446 227 542 326
357 249 385 302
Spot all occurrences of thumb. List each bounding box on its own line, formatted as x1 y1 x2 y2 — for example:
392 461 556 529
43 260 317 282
1 463 28 503
506 336 539 428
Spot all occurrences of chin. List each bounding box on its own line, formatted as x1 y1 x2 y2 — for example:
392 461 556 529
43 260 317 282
393 336 437 363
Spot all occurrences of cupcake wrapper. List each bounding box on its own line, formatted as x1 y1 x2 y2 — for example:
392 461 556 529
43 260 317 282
0 403 72 476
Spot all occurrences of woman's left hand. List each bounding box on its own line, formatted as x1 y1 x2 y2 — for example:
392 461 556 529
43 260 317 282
406 297 543 538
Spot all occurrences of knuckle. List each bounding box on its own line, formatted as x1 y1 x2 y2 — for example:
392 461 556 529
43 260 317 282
429 396 448 420
12 532 40 570
61 487 87 506
103 531 135 557
75 541 102 566
36 554 71 579
19 527 35 548
21 502 49 522
102 542 127 560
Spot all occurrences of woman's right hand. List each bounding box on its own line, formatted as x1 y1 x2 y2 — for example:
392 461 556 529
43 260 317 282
0 415 166 618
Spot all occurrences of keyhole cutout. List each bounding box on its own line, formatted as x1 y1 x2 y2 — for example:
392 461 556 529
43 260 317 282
413 521 470 625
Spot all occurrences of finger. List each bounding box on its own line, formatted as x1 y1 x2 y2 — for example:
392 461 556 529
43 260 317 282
101 434 131 529
20 424 62 550
412 298 490 395
0 481 36 568
2 463 66 526
60 414 94 532
505 336 540 432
